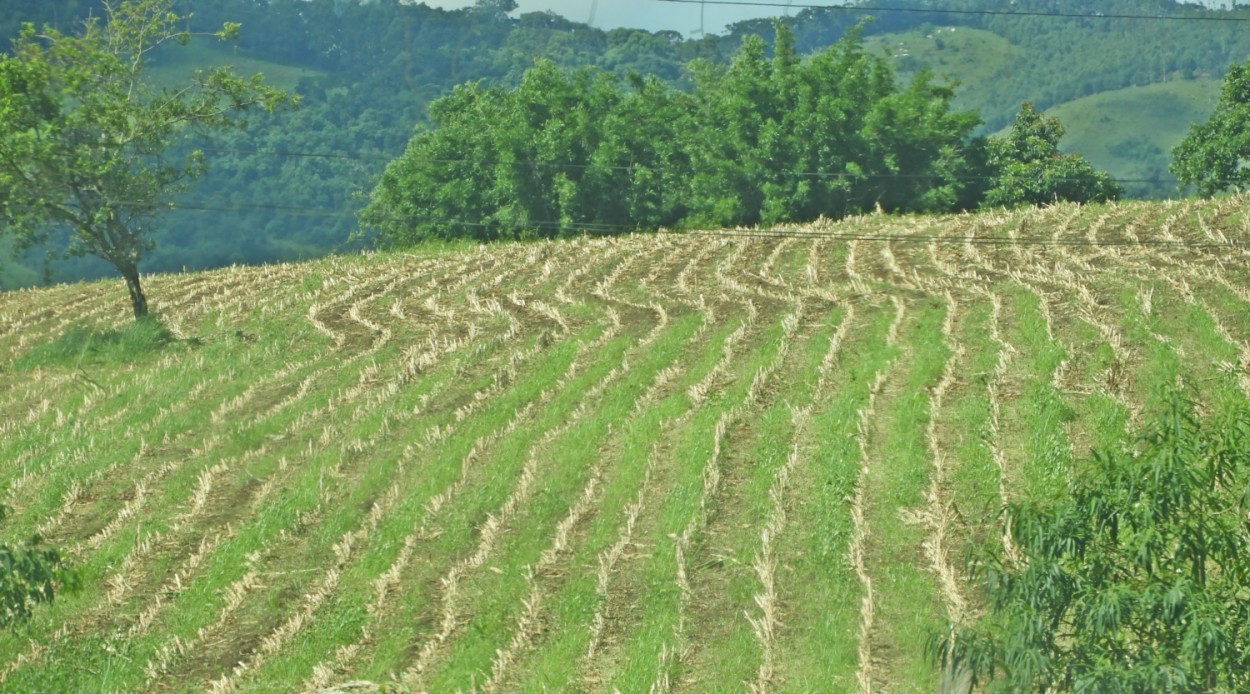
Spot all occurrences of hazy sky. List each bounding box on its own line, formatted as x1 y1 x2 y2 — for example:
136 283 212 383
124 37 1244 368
419 1 795 35
418 0 1244 34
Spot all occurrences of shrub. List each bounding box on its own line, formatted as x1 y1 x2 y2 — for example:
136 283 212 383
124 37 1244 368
0 505 78 629
937 390 1250 692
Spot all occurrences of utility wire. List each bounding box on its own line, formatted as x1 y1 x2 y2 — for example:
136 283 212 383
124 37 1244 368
655 0 1250 22
196 145 395 163
192 145 1197 188
145 198 1250 251
675 226 1250 249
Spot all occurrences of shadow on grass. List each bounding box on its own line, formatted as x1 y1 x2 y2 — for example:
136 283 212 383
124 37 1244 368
11 317 179 371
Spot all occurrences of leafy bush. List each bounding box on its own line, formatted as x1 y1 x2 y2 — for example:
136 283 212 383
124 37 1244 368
982 102 1121 208
360 23 983 245
0 506 78 629
1170 57 1250 197
937 391 1250 692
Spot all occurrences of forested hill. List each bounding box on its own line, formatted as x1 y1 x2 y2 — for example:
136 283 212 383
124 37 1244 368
3 0 1250 287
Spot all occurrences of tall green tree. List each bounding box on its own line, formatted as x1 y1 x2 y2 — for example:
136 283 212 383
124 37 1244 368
1171 57 1250 197
360 61 695 245
0 0 290 319
685 24 981 228
362 22 985 245
981 102 1120 208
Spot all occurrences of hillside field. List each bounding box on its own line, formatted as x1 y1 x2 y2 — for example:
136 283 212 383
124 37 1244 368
147 38 324 92
1038 79 1222 198
2 199 1250 691
872 28 1223 199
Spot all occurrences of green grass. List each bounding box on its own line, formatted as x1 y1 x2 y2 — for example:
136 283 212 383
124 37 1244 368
418 330 648 690
1001 284 1076 502
148 37 322 92
2 200 1249 690
1033 79 1221 197
501 310 711 690
864 297 950 689
775 302 896 690
944 300 1006 532
10 317 178 371
607 315 763 691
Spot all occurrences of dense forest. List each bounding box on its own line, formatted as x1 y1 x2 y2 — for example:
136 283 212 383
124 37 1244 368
3 0 1250 286
360 27 1123 246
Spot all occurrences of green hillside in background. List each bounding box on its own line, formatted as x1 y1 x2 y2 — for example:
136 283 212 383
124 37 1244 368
147 38 324 92
1045 79 1223 198
869 25 1227 199
866 25 1022 118
977 78 1225 199
3 0 1249 288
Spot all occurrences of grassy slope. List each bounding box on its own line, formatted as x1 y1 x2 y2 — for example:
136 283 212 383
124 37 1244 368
1046 79 1222 196
869 27 1222 198
1 199 1250 691
866 26 1022 118
147 37 322 92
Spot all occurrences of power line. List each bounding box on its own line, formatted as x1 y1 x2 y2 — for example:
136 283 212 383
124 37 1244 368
143 198 1250 251
192 145 1197 188
675 226 1250 249
196 145 395 163
655 0 1250 22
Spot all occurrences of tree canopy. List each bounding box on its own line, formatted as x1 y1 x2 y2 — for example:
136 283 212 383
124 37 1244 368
982 102 1121 208
360 24 986 245
1170 57 1250 197
0 0 290 318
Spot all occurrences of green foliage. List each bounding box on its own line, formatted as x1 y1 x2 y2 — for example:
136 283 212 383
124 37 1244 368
361 23 984 244
0 0 291 318
472 0 518 17
1170 58 1250 197
1020 78 1222 200
982 103 1120 208
10 317 177 371
10 0 1250 282
685 26 982 226
360 62 692 243
0 505 78 630
937 391 1250 692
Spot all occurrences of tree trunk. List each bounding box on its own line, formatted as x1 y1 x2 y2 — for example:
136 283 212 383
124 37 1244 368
120 266 149 320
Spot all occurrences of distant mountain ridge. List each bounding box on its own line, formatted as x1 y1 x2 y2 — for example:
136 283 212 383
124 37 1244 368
3 0 1248 286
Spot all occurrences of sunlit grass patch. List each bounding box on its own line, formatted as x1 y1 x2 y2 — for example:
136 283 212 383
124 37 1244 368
11 317 179 371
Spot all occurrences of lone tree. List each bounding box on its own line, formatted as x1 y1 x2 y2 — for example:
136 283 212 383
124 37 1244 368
1171 57 1250 197
982 102 1120 209
0 0 291 319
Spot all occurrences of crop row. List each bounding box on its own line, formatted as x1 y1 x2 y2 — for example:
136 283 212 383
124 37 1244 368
1 197 1248 690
